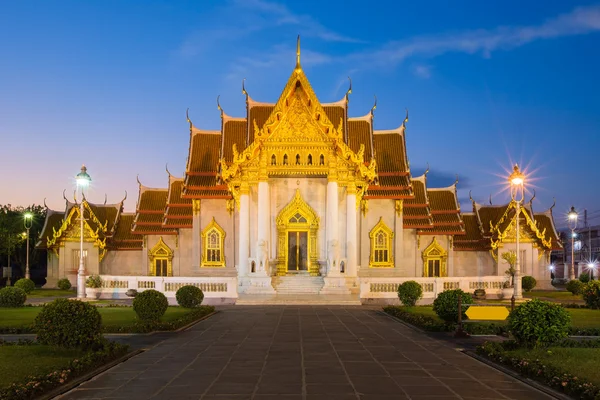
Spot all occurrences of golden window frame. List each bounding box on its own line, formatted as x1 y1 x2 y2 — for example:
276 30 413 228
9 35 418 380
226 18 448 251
148 237 174 276
201 217 226 267
369 217 394 268
422 237 448 277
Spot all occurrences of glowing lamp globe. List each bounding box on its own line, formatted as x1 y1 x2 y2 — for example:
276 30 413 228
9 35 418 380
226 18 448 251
24 213 33 221
76 165 91 188
568 206 578 222
509 164 525 186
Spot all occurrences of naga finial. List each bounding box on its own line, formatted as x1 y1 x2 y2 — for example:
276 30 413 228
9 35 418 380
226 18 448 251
186 108 192 132
43 197 48 209
62 189 68 203
136 174 142 187
242 78 247 96
489 194 493 205
217 95 223 117
345 76 352 100
424 162 430 177
121 190 127 203
454 174 459 186
296 35 301 68
529 188 536 205
370 95 377 116
166 163 172 178
104 193 107 205
550 197 556 211
469 190 473 201
403 108 409 127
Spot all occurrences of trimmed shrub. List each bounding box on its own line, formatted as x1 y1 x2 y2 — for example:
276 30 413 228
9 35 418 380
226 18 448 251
34 298 102 348
507 299 570 348
0 287 27 307
583 280 600 309
133 289 168 321
57 278 72 290
432 289 473 323
566 279 584 295
86 275 102 288
397 281 423 307
14 278 35 294
579 273 590 283
521 276 537 292
176 285 204 308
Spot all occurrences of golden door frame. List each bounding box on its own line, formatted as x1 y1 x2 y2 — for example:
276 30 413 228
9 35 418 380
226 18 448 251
275 189 320 276
148 237 174 276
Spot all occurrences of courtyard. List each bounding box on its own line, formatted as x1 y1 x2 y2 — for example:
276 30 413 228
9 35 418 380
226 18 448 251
57 306 552 400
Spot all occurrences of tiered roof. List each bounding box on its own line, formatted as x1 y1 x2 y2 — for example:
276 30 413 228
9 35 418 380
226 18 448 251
131 181 175 235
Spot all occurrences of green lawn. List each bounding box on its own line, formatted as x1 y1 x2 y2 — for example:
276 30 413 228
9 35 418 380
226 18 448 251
0 345 85 387
401 306 600 329
524 290 582 302
29 289 76 298
504 347 600 387
0 306 193 329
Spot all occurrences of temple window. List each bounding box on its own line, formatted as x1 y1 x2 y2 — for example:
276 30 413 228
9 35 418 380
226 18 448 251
308 154 312 165
148 237 173 276
202 217 226 267
283 154 288 165
296 154 300 165
369 218 394 267
422 237 447 277
271 154 276 165
319 154 324 165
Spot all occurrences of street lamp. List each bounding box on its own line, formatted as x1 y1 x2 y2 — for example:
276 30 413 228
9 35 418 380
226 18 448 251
588 262 596 281
509 164 525 300
23 213 33 279
567 206 578 280
76 165 91 299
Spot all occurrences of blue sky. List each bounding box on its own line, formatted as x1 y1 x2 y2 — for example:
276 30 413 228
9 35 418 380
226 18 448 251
1 0 599 228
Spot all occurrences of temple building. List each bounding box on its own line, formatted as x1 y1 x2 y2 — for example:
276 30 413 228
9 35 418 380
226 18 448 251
37 40 562 301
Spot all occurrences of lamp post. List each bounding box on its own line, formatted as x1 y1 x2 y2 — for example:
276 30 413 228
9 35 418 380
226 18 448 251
509 164 525 300
76 165 91 299
567 206 578 280
23 213 33 279
588 262 595 281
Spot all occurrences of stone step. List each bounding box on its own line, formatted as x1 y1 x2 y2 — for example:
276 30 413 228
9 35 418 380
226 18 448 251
236 294 362 305
272 276 324 294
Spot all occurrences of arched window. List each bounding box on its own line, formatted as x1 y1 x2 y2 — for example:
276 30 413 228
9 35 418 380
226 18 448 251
422 237 447 277
202 218 226 267
369 218 394 267
271 154 276 165
296 154 301 165
283 154 288 165
319 154 325 165
308 154 313 165
148 237 173 276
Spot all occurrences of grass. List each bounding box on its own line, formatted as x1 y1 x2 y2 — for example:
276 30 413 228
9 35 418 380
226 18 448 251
504 347 600 387
398 306 600 329
524 290 583 302
0 345 85 387
29 289 76 298
0 306 195 329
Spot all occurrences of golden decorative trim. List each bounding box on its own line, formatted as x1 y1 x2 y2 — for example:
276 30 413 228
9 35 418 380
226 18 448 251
422 237 447 277
395 200 403 217
369 217 394 268
201 217 226 267
192 199 201 214
148 237 173 276
226 199 235 216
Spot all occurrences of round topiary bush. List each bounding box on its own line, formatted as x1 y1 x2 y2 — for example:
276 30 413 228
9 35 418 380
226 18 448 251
432 289 473 322
566 279 585 295
522 276 537 292
57 278 72 290
14 278 35 294
176 285 204 308
507 299 571 348
397 281 423 307
133 289 168 322
34 298 102 348
0 287 27 307
579 273 590 284
583 280 600 309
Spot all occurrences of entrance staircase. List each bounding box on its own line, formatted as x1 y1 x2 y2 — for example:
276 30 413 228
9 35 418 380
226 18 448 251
272 274 324 294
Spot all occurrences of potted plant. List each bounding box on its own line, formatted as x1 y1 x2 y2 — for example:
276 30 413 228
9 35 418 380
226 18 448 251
85 275 103 299
473 288 486 300
501 251 517 299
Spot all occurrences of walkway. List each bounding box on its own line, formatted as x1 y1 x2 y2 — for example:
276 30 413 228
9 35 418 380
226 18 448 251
58 306 553 399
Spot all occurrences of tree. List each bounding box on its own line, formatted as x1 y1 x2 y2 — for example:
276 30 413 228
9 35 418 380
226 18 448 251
0 204 47 283
502 250 517 287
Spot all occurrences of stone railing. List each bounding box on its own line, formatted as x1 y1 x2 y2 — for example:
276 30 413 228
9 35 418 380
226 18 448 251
86 275 238 304
360 276 507 303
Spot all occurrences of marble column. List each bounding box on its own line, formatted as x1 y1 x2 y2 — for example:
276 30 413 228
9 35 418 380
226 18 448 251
257 180 270 275
192 199 201 270
326 180 339 276
238 185 250 277
346 183 357 276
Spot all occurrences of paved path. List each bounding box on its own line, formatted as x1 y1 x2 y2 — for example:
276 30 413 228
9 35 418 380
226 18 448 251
58 306 553 400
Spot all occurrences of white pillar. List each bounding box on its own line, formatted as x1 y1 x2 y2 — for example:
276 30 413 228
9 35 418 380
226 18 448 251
327 180 339 276
346 184 357 276
257 180 270 275
192 200 201 270
448 237 455 277
394 200 404 268
238 187 250 277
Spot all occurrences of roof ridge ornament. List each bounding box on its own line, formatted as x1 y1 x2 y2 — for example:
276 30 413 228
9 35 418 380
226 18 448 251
489 194 493 205
296 34 301 69
424 162 430 177
345 77 352 101
104 194 107 205
370 95 377 116
217 95 223 119
121 190 127 203
136 174 142 187
549 197 556 211
166 163 172 178
528 188 536 206
43 197 48 209
454 174 459 187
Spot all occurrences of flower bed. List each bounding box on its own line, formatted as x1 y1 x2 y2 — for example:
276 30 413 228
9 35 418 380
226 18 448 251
476 341 600 399
0 340 129 400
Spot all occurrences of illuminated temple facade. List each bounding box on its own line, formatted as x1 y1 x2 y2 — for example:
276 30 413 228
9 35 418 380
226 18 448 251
37 44 562 299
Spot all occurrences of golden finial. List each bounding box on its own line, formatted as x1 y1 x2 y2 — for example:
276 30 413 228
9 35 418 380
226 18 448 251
529 189 536 205
166 163 172 178
217 95 223 117
550 198 556 211
345 77 352 100
43 198 48 209
136 174 142 187
62 189 68 203
296 35 301 68
370 95 377 116
121 190 127 203
454 174 459 186
424 162 430 177
403 108 409 127
186 108 193 133
469 190 473 202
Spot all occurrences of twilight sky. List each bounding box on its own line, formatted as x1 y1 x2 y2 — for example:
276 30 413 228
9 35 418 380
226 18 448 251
1 0 599 228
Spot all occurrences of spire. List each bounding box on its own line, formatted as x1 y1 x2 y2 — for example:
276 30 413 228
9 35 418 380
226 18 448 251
345 76 352 102
296 35 301 69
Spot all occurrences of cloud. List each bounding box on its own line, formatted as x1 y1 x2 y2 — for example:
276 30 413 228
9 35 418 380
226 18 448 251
232 0 365 43
349 5 600 67
413 65 432 79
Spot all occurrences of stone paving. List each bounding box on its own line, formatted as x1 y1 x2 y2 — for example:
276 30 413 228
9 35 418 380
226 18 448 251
57 306 554 400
